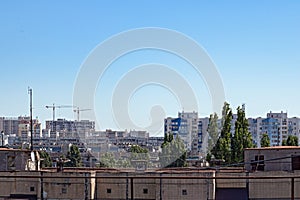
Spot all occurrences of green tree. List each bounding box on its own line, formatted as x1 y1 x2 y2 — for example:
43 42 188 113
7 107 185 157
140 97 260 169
39 151 52 168
286 135 298 146
282 139 287 146
130 145 149 161
207 113 219 153
260 133 270 147
159 133 187 168
212 102 232 164
65 145 82 167
116 158 131 168
231 106 253 163
99 152 116 167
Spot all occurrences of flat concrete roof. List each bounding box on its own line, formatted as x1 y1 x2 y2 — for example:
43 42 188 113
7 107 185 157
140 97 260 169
245 146 300 150
0 148 32 152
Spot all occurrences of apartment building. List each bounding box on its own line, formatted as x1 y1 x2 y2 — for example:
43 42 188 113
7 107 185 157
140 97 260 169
0 116 42 146
0 117 19 135
164 111 203 155
248 111 300 147
288 117 300 136
45 118 95 138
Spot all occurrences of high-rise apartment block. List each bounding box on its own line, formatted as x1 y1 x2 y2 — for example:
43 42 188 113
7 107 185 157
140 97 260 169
248 111 300 147
0 117 19 135
45 118 95 139
164 111 203 156
0 116 42 144
166 109 300 155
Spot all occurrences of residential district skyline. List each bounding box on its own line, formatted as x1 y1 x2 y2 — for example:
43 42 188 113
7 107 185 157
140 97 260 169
1 1 300 131
0 107 298 130
0 109 300 144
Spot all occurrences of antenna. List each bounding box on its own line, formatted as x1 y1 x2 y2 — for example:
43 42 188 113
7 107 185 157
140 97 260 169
28 87 33 151
45 104 75 132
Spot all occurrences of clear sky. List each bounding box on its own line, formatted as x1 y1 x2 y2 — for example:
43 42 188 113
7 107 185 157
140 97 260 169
0 1 300 134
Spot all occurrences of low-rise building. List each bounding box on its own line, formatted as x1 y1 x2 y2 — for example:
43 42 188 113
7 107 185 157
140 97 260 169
244 146 300 171
0 167 299 199
0 148 40 171
95 169 215 200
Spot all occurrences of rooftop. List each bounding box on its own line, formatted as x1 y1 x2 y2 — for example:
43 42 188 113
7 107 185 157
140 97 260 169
0 147 31 152
245 146 300 150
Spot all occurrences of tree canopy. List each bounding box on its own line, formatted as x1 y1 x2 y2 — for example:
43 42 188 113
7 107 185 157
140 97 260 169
98 152 131 168
210 103 254 165
260 133 270 147
231 106 253 163
282 135 298 146
207 113 219 154
39 150 52 168
65 144 82 167
212 102 232 164
130 145 149 161
159 133 187 168
99 152 116 167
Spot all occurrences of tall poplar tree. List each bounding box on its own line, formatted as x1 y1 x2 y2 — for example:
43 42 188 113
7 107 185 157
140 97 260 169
231 106 253 163
212 102 232 164
207 113 219 153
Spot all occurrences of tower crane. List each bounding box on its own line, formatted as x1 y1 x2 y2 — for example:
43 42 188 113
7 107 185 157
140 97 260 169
45 104 74 131
73 107 91 121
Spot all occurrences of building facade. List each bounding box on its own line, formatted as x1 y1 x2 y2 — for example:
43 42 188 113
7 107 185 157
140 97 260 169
0 116 42 146
244 146 300 171
248 111 300 147
164 111 202 156
45 118 95 138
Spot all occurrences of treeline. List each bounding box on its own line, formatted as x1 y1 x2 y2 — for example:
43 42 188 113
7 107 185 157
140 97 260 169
99 133 187 168
206 102 299 165
206 102 253 165
39 144 83 168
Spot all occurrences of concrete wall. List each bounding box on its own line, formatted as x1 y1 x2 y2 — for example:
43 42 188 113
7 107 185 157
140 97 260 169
216 171 247 188
249 171 300 200
0 171 40 199
42 171 94 200
1 169 300 200
95 171 215 200
0 171 95 200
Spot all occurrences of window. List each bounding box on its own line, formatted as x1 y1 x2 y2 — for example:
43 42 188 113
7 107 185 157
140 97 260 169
292 156 300 170
7 156 16 170
254 155 265 171
30 187 35 192
143 188 148 194
62 188 67 194
182 189 187 195
107 188 112 194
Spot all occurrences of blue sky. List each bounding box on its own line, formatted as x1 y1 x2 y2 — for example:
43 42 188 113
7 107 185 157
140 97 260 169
0 1 300 132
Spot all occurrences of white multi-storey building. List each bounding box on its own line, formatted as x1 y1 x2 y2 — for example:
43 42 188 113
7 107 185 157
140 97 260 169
247 111 300 147
288 117 300 137
166 109 300 153
164 111 203 156
248 117 263 147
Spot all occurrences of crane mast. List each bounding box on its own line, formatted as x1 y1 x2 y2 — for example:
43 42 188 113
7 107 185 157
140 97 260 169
73 107 91 121
45 104 74 132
